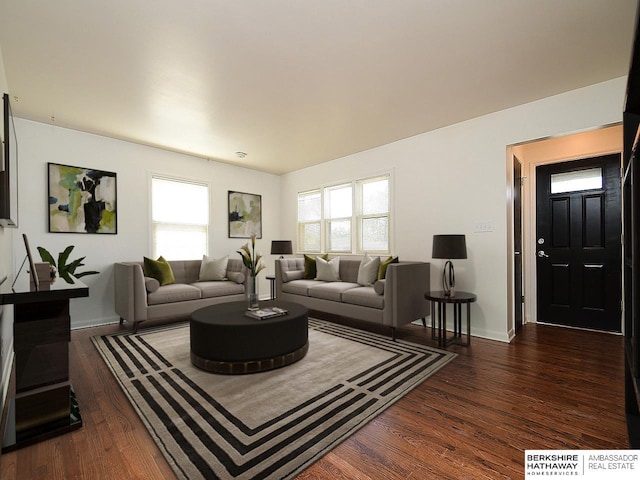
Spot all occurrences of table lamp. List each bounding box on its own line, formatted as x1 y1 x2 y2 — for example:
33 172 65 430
271 240 293 258
432 234 467 297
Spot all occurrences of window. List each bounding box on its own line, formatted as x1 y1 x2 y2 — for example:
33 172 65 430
297 190 321 252
297 174 391 254
325 184 352 252
151 176 209 260
358 176 389 252
551 167 603 194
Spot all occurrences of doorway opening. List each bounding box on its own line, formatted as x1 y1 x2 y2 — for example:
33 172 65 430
507 124 623 338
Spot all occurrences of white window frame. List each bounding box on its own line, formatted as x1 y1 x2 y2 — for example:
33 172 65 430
297 173 392 255
297 189 322 253
356 175 391 254
324 183 353 253
150 173 210 260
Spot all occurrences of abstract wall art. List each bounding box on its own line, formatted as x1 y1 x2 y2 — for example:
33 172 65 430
48 162 117 234
228 190 262 238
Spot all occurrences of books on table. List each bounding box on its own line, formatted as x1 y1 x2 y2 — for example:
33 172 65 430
245 307 288 320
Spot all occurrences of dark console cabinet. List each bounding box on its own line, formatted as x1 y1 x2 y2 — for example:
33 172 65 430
1 276 88 452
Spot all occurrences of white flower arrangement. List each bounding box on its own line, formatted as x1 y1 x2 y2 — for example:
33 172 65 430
237 234 266 276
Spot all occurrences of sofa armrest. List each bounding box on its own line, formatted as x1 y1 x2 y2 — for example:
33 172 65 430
114 262 149 322
383 262 430 327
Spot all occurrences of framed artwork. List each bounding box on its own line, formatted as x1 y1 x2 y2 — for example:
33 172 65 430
48 162 117 234
228 190 262 238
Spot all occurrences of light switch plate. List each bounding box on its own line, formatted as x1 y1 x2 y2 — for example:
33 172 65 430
474 221 493 233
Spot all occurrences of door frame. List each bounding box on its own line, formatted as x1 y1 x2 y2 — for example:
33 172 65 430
525 153 622 331
534 154 622 331
506 124 623 337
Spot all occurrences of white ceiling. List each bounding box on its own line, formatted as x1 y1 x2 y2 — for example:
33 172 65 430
0 0 637 174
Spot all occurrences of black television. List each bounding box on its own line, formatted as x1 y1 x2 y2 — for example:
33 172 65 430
0 92 18 227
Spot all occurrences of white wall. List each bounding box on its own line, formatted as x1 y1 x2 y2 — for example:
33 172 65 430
5 76 628 342
14 119 282 328
280 77 626 342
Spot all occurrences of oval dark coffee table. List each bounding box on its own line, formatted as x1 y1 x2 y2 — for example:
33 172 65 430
190 300 308 374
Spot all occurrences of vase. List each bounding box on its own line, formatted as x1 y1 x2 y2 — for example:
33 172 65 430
247 275 260 310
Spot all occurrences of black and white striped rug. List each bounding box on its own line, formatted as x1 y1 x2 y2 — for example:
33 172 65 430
92 319 456 480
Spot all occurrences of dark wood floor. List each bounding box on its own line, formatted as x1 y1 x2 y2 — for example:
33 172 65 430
0 316 628 479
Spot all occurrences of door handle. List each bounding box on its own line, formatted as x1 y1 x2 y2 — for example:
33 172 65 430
537 250 549 258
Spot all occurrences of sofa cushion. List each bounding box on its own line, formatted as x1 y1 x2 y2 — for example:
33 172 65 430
226 271 245 284
308 282 360 302
170 260 202 284
304 254 328 279
144 256 175 286
193 281 244 298
316 257 340 281
282 279 324 296
357 255 380 286
199 255 228 281
147 284 201 305
144 276 160 293
378 256 399 280
282 270 304 282
342 286 385 309
373 279 386 295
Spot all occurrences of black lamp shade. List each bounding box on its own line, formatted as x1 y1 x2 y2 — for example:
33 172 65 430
271 240 293 255
432 235 467 259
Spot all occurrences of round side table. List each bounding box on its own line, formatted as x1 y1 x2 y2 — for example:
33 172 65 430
425 291 477 348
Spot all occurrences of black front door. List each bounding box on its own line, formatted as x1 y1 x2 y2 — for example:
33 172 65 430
536 154 621 332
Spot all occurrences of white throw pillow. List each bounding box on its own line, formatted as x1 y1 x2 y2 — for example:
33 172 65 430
357 254 381 286
315 256 340 282
198 255 229 281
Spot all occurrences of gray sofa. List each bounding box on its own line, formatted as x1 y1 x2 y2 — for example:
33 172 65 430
275 257 430 340
114 258 247 332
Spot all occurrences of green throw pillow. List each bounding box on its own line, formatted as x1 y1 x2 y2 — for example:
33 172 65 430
143 256 175 286
304 254 328 279
378 256 399 280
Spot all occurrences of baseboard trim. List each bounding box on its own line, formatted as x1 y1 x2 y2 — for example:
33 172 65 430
71 315 120 330
411 316 510 343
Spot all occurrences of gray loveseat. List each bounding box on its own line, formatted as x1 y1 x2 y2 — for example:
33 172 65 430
275 257 430 340
114 258 247 332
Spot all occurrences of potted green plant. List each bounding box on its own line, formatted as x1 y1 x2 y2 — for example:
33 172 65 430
37 245 99 284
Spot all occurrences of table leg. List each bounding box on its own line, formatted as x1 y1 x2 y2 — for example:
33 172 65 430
430 300 435 340
452 303 458 339
441 302 446 348
466 302 471 346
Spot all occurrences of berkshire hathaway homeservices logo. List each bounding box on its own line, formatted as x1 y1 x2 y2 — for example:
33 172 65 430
525 450 639 479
